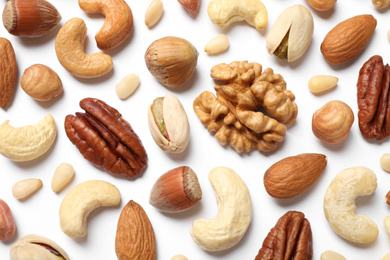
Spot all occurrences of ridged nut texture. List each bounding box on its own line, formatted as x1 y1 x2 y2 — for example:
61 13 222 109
0 38 17 108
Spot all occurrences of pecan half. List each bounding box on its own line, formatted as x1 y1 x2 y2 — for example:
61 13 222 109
64 98 147 178
255 211 313 260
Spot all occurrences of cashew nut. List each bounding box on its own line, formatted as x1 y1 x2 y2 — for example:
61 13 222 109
323 166 378 243
59 180 121 237
55 17 113 78
79 0 133 51
0 114 56 161
207 0 268 30
190 166 252 251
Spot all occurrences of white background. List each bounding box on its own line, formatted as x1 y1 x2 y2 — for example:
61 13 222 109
0 0 390 259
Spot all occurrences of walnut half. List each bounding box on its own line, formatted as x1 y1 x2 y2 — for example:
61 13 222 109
193 61 298 153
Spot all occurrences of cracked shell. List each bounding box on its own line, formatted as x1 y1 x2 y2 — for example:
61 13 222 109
266 4 314 62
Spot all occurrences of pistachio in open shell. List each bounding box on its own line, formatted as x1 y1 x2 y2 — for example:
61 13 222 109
145 36 198 88
266 4 314 62
148 94 190 153
10 234 69 260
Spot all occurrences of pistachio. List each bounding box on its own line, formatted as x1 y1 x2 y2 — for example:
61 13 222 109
10 234 69 260
148 94 190 153
266 4 314 62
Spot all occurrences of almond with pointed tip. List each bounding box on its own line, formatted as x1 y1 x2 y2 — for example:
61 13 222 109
0 38 17 109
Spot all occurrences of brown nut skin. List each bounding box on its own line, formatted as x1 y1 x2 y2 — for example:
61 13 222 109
312 100 354 144
64 98 147 179
306 0 336 11
255 211 313 260
0 38 17 109
0 199 16 241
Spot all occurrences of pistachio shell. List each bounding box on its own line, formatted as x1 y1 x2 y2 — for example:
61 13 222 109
148 94 190 152
266 4 314 62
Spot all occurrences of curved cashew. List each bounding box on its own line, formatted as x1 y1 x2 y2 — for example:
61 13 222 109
0 114 56 161
79 0 133 51
59 180 121 237
55 17 113 78
207 0 268 30
323 166 378 243
190 166 252 251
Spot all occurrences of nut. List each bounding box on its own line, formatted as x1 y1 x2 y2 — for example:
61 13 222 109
148 94 190 153
0 37 17 109
323 166 378 243
51 163 75 193
204 34 229 55
21 64 63 101
59 180 121 237
0 199 16 242
149 166 202 213
190 166 251 251
264 153 327 199
145 36 198 88
178 0 200 15
308 75 338 94
193 61 298 153
115 200 156 260
380 153 390 172
145 0 164 28
384 216 390 237
115 74 140 100
172 255 188 260
12 178 42 200
254 211 312 260
0 114 57 161
306 0 336 11
64 98 148 178
266 4 314 62
321 250 346 260
386 190 390 205
372 0 390 8
312 100 354 144
79 0 133 51
321 15 377 64
381 252 390 260
207 0 267 30
10 234 69 260
2 0 61 37
55 18 113 78
357 55 390 140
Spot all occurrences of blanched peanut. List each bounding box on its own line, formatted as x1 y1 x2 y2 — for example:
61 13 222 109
51 163 75 193
204 34 229 55
115 74 140 100
308 75 338 94
382 153 390 172
12 178 42 200
145 0 163 27
321 250 346 260
172 255 188 260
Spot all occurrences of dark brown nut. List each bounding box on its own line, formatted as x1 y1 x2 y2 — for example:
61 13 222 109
193 61 298 153
0 199 16 241
255 211 313 260
357 55 390 140
64 98 147 178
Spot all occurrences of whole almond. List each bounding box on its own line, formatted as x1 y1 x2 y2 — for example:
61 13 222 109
115 200 156 260
264 153 327 199
321 15 376 64
0 38 17 109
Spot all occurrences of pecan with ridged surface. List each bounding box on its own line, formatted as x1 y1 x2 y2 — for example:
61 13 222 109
64 98 147 178
255 211 313 260
357 55 390 140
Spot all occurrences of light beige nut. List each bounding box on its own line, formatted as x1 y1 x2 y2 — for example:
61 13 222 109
388 30 390 42
320 250 346 260
115 74 140 100
148 94 190 153
190 166 252 251
10 234 69 260
0 199 16 241
172 255 188 260
380 153 390 172
323 166 378 243
384 216 390 238
381 252 390 260
145 0 164 28
59 180 121 237
372 0 390 8
207 0 267 30
51 163 75 193
204 34 229 55
306 0 336 11
266 4 314 62
79 0 133 51
21 64 63 101
12 178 42 200
0 114 57 161
55 17 113 78
308 75 338 94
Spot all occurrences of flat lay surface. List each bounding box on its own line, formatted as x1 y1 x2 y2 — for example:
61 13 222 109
0 0 390 259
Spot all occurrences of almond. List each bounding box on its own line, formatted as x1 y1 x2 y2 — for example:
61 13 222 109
264 153 327 199
320 15 376 64
115 200 156 260
0 38 17 109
